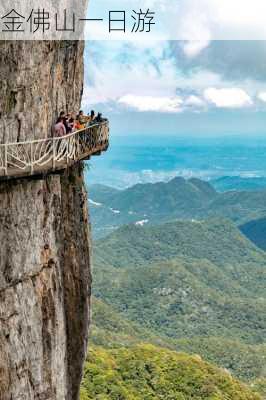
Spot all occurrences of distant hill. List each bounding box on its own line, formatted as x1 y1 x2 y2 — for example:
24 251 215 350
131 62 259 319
88 177 217 237
88 178 266 238
94 218 265 271
106 177 217 212
80 344 262 400
212 176 266 192
89 184 121 204
240 217 266 251
206 190 266 223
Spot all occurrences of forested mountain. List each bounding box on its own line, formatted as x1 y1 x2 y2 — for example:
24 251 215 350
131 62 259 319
94 218 266 273
88 178 266 238
89 297 266 384
85 178 266 399
91 218 266 387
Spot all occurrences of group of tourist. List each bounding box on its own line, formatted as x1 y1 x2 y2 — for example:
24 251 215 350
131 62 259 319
53 110 105 137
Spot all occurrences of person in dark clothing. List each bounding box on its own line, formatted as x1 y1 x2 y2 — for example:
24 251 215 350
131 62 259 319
95 112 107 123
55 111 66 125
90 110 95 121
95 112 103 122
64 115 75 133
86 110 96 126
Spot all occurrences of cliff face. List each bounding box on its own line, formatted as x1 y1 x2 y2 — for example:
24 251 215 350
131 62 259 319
0 42 85 142
0 41 91 400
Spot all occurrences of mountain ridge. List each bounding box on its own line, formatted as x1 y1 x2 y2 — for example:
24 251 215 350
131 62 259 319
89 178 266 238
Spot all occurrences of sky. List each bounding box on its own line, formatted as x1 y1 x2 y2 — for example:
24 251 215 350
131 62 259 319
82 2 266 137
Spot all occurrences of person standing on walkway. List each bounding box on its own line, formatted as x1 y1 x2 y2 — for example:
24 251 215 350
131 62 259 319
54 117 66 137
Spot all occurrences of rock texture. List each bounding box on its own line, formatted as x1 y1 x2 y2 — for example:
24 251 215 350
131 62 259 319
0 41 85 143
0 41 91 399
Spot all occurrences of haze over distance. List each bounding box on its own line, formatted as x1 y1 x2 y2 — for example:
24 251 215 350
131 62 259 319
83 40 266 187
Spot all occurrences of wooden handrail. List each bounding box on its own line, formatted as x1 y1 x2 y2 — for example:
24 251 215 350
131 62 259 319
0 121 109 180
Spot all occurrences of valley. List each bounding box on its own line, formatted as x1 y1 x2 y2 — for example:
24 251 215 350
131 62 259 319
82 177 266 399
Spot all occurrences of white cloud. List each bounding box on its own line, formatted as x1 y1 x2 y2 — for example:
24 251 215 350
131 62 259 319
257 92 266 102
86 0 266 40
203 87 252 108
184 95 205 108
168 0 266 40
182 40 210 58
118 94 183 113
83 41 266 114
83 41 181 110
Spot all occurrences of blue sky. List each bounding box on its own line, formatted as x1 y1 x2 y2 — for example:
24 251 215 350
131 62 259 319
83 32 266 136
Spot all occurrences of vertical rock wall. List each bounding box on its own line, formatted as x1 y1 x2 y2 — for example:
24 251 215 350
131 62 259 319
0 41 91 400
0 41 85 142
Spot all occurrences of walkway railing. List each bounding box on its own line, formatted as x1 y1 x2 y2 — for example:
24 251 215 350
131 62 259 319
0 121 109 180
